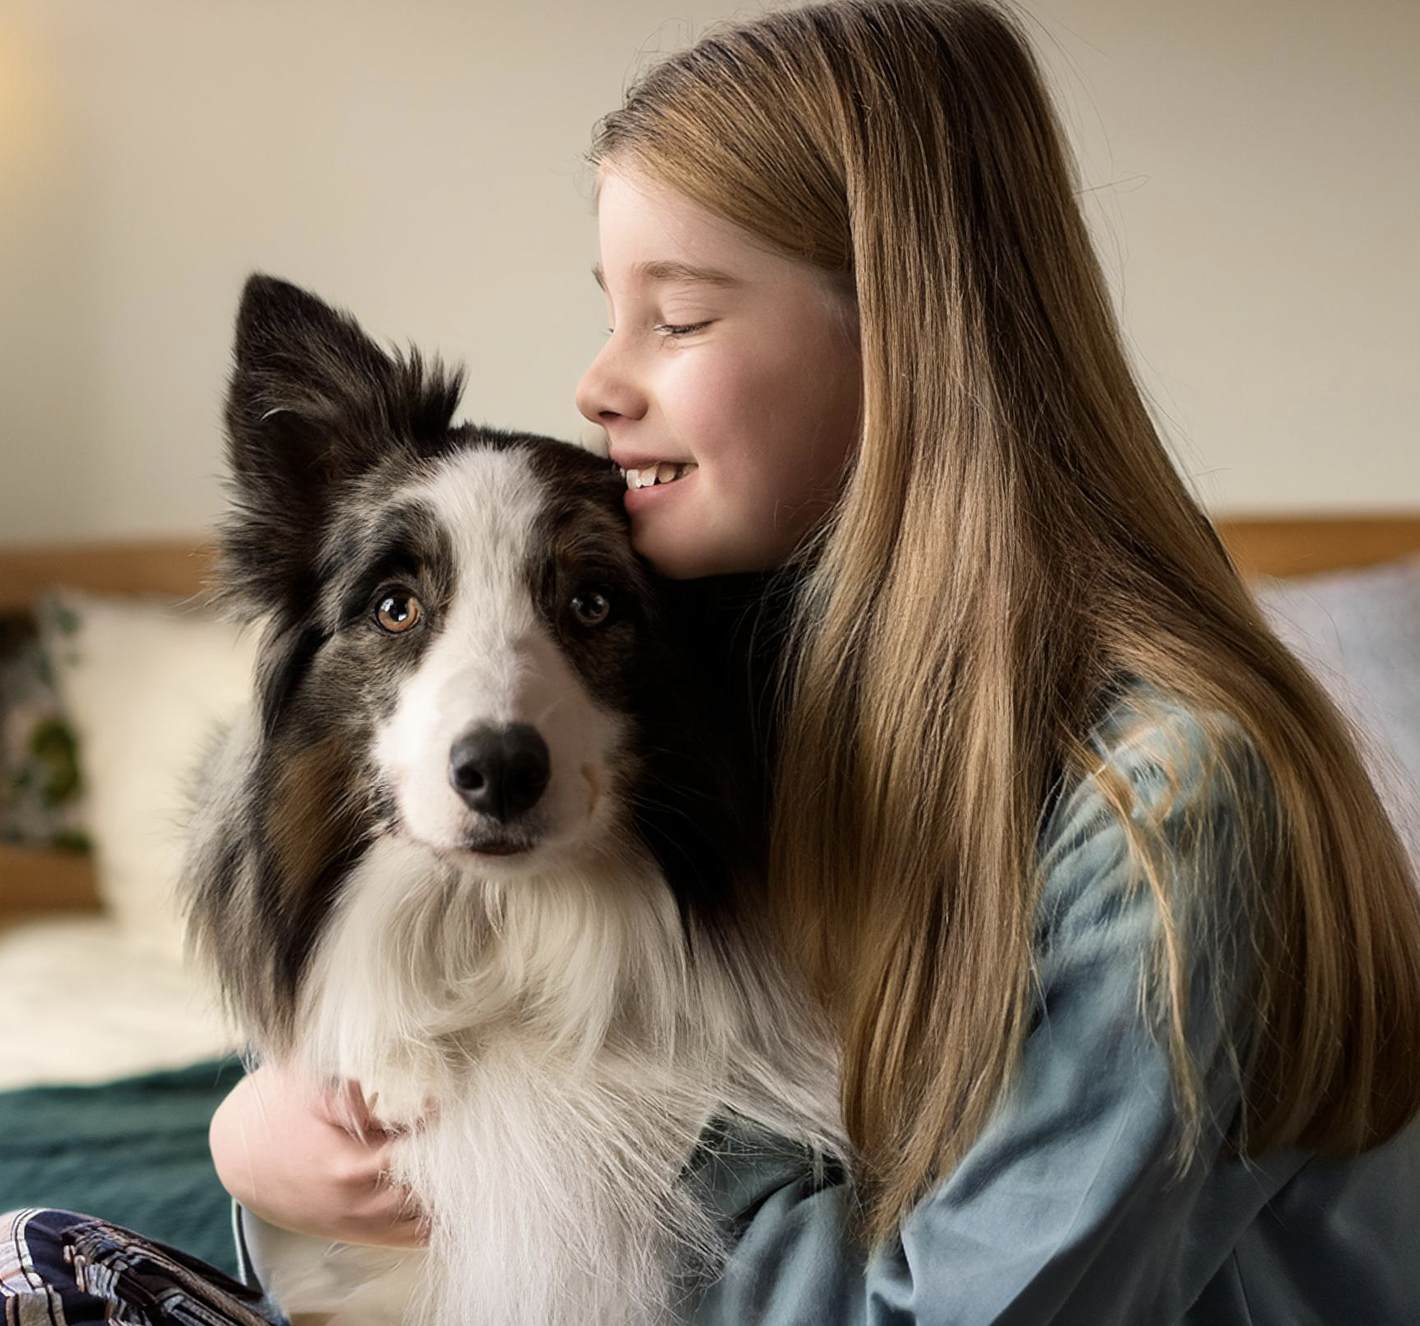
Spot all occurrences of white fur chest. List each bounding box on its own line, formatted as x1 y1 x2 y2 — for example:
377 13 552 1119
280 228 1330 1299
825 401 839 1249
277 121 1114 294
259 835 741 1326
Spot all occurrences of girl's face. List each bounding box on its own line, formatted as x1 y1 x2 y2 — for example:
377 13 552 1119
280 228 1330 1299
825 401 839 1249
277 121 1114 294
575 163 862 579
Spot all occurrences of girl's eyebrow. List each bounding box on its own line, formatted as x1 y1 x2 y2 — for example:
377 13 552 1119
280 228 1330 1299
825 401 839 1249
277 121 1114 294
591 260 743 292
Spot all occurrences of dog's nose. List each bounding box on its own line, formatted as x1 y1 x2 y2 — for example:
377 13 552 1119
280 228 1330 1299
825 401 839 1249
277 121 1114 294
448 723 551 822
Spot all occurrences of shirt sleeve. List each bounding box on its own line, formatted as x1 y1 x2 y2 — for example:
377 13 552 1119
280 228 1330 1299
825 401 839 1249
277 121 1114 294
683 701 1272 1326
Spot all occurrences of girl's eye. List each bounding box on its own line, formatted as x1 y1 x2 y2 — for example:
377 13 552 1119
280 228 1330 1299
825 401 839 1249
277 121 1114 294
601 322 711 339
373 591 423 634
570 588 612 628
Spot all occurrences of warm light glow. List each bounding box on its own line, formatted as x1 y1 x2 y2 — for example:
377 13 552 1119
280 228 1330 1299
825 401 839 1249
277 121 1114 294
0 14 47 181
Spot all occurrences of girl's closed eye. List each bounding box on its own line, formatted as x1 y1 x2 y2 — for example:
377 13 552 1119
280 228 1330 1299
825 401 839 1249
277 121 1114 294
600 321 711 338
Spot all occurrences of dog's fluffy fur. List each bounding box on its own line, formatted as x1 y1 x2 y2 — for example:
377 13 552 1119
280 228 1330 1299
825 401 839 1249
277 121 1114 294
182 276 845 1326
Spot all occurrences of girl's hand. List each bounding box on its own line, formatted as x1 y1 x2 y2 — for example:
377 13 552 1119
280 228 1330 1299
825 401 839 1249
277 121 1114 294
208 1061 430 1248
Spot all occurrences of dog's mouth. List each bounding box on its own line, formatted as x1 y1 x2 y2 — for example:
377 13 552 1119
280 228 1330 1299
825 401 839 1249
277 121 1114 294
458 834 536 858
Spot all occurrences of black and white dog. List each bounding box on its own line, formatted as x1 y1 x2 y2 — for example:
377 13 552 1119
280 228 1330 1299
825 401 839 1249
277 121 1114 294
182 276 844 1326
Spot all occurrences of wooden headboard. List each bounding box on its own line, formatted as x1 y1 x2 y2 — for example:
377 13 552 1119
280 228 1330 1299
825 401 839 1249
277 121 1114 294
2 515 1419 918
0 539 216 616
1216 515 1420 579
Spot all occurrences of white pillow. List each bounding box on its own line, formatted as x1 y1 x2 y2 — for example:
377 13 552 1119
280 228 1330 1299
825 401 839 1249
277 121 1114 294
1254 554 1420 867
38 587 259 960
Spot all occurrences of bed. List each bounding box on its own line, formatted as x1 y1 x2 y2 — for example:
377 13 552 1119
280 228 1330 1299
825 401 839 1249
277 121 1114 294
2 516 1418 1274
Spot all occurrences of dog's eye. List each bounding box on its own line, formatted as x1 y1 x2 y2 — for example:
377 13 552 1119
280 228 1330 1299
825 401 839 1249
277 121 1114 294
374 591 423 634
569 589 612 628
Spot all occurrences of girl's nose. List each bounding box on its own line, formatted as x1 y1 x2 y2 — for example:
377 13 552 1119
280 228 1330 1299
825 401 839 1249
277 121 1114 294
575 340 645 427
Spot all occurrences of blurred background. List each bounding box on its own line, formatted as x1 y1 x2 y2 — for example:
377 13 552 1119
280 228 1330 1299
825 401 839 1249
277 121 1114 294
2 0 1417 545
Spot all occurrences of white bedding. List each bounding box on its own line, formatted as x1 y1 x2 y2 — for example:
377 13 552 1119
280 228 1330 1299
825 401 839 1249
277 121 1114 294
0 911 238 1091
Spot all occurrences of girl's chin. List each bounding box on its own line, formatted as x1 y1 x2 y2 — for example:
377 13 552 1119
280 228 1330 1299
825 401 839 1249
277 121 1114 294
624 467 704 575
622 471 776 577
633 529 768 581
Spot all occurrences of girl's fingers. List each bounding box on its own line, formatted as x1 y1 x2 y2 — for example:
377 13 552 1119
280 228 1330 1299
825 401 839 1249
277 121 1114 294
314 1079 371 1138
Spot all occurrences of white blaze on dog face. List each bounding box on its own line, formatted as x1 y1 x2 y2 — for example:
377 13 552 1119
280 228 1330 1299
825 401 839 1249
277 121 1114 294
372 446 632 866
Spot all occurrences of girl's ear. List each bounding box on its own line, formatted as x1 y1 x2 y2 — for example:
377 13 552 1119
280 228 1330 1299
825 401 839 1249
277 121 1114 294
218 273 465 615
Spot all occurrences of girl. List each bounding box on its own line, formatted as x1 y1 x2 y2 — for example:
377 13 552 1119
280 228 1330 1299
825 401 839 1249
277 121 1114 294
7 1 1420 1322
567 5 1420 1320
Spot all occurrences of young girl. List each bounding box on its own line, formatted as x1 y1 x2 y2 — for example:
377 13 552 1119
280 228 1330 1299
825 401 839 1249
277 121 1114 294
7 1 1419 1322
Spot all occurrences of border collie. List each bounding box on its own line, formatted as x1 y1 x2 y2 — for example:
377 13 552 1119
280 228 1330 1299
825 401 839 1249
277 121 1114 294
181 276 845 1326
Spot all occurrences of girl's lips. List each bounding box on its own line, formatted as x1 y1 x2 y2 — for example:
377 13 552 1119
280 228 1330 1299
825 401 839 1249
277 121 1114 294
623 466 699 513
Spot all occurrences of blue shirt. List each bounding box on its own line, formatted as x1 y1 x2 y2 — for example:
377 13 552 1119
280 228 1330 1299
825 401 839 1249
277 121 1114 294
681 679 1420 1324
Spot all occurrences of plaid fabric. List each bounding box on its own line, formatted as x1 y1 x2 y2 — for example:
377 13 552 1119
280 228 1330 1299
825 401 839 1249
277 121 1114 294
0 1209 284 1326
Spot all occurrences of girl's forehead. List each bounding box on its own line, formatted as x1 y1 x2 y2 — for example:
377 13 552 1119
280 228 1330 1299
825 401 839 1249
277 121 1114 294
596 166 726 243
593 166 797 289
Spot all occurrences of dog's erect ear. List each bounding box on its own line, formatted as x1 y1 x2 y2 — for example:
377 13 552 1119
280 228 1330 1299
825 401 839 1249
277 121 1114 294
218 274 465 614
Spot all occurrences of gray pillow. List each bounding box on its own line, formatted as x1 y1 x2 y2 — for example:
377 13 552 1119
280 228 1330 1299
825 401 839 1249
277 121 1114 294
1254 554 1420 868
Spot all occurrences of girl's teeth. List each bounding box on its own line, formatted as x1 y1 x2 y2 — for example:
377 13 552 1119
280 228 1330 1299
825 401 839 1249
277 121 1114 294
622 463 697 489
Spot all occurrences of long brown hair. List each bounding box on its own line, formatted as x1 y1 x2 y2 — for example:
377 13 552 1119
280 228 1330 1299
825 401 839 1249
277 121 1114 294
586 0 1420 1248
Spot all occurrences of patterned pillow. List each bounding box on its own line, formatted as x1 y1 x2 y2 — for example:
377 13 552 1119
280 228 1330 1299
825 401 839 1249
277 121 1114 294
0 612 90 851
1254 554 1420 866
35 588 259 959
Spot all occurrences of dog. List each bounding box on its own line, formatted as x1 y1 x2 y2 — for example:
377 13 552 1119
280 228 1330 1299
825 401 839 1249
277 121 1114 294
181 275 845 1326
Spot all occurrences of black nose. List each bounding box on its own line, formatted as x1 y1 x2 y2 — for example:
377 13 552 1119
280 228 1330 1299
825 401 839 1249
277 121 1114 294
448 723 551 823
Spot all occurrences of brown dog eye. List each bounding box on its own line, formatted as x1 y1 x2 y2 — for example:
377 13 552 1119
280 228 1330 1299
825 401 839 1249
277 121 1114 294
570 589 611 627
374 592 422 634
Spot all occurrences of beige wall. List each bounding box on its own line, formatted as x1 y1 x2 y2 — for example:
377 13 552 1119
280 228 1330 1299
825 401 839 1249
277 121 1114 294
1 0 1415 548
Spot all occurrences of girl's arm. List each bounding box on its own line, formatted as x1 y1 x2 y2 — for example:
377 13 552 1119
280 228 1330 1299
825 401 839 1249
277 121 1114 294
209 1062 429 1248
685 706 1297 1325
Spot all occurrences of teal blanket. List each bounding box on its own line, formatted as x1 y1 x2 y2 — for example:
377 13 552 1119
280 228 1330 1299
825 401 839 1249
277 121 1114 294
0 1057 245 1276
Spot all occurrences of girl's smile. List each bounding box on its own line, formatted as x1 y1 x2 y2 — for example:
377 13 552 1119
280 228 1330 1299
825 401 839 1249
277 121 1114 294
619 461 700 514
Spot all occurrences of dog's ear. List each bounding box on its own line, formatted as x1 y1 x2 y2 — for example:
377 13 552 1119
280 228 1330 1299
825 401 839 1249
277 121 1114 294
218 274 465 614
